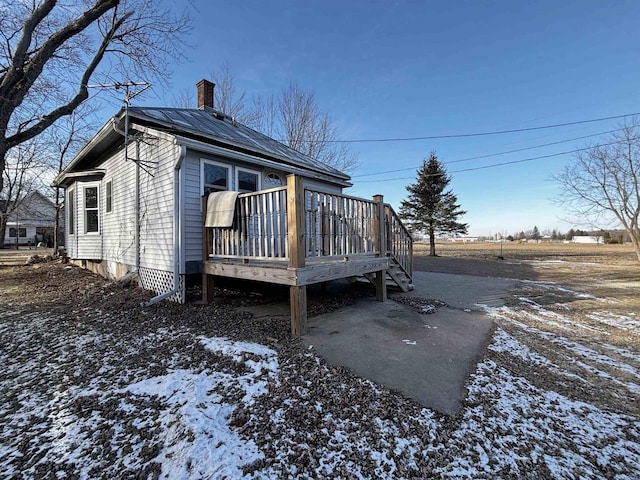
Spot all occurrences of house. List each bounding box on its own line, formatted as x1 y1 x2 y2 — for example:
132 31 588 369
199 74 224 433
572 235 604 244
53 79 412 335
2 191 59 248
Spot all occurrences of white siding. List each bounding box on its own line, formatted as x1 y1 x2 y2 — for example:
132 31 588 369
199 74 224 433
66 186 77 258
100 148 136 268
183 152 204 263
137 139 177 271
76 181 102 259
64 137 178 274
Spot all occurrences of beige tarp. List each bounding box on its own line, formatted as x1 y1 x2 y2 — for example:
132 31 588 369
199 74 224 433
205 191 239 227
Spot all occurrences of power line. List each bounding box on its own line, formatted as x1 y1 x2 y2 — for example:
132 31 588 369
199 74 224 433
352 128 624 178
355 140 623 183
317 112 639 144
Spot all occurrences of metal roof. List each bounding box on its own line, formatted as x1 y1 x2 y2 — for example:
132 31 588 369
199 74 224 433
126 107 350 181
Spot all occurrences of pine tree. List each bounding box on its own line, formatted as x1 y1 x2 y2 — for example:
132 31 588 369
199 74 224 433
532 226 541 241
399 152 468 256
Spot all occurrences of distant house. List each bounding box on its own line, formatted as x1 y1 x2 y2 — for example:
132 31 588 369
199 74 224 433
2 191 59 248
447 236 479 243
53 79 412 334
572 235 604 244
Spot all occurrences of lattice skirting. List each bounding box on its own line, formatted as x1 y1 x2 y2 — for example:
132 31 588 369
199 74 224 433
138 267 185 303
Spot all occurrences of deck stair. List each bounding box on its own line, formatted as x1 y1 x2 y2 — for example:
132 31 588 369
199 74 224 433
362 257 413 292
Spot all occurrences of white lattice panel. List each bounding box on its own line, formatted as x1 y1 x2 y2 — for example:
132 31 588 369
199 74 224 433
138 267 185 303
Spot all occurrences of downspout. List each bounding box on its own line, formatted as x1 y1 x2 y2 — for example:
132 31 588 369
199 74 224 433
141 143 187 306
135 140 140 272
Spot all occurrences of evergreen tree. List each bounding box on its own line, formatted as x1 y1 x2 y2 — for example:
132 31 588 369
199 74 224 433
532 226 541 241
399 152 468 256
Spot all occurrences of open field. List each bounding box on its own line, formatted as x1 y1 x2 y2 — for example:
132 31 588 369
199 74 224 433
1 246 639 478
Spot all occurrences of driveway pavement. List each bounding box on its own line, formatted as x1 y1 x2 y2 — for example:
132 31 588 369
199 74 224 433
302 272 516 416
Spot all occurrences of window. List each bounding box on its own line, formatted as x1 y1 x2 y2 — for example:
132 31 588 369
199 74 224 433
264 172 284 188
236 167 261 193
68 190 75 235
105 180 112 213
9 227 26 238
202 160 231 195
84 186 99 233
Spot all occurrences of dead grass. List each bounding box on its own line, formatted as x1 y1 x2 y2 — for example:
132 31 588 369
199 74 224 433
413 242 640 416
417 241 638 263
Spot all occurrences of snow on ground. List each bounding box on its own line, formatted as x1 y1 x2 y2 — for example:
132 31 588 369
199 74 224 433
587 311 640 331
482 304 640 394
2 274 640 479
520 279 599 299
440 333 640 479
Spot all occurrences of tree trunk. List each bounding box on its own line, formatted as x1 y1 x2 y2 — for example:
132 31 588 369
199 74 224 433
0 215 7 249
0 139 8 194
54 186 60 251
631 234 640 262
429 227 437 256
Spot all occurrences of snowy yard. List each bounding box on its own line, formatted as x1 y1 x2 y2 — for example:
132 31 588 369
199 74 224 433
1 260 639 479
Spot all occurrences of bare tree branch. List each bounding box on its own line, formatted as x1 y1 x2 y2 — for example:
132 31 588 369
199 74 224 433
0 0 190 194
554 122 640 261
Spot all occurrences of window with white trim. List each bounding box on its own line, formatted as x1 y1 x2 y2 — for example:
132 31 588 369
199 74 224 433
202 160 231 195
236 167 261 193
84 186 99 233
68 189 75 235
105 180 113 213
9 227 26 238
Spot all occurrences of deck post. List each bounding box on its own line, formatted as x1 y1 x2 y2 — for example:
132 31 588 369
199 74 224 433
201 195 215 304
287 175 307 335
373 194 387 302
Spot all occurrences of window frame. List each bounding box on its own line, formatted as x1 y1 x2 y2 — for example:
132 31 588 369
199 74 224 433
263 172 284 189
105 179 113 214
8 227 26 238
200 159 232 195
83 184 100 235
235 166 262 193
68 188 75 236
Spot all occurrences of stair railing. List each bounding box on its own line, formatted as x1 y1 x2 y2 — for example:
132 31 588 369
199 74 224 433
384 204 413 279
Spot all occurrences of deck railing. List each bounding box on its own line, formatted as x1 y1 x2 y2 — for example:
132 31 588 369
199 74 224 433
209 186 287 259
203 175 412 277
305 189 379 258
385 204 413 277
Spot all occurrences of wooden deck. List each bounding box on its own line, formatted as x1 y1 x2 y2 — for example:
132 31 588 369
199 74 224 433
202 175 413 336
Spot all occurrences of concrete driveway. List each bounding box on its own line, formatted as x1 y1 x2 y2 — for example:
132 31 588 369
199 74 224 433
302 272 516 416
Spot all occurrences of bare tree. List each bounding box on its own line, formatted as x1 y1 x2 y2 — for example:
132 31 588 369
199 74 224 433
250 82 361 173
180 63 358 174
0 0 190 194
0 141 49 245
556 124 640 261
250 93 278 138
49 107 98 249
209 61 258 125
269 82 358 173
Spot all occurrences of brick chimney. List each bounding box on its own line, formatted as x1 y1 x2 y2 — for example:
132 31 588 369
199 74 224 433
196 79 215 109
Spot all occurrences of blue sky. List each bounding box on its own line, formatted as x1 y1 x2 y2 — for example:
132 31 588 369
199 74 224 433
129 0 640 236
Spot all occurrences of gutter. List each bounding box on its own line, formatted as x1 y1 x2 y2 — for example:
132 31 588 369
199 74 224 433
141 143 187 306
172 134 352 188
